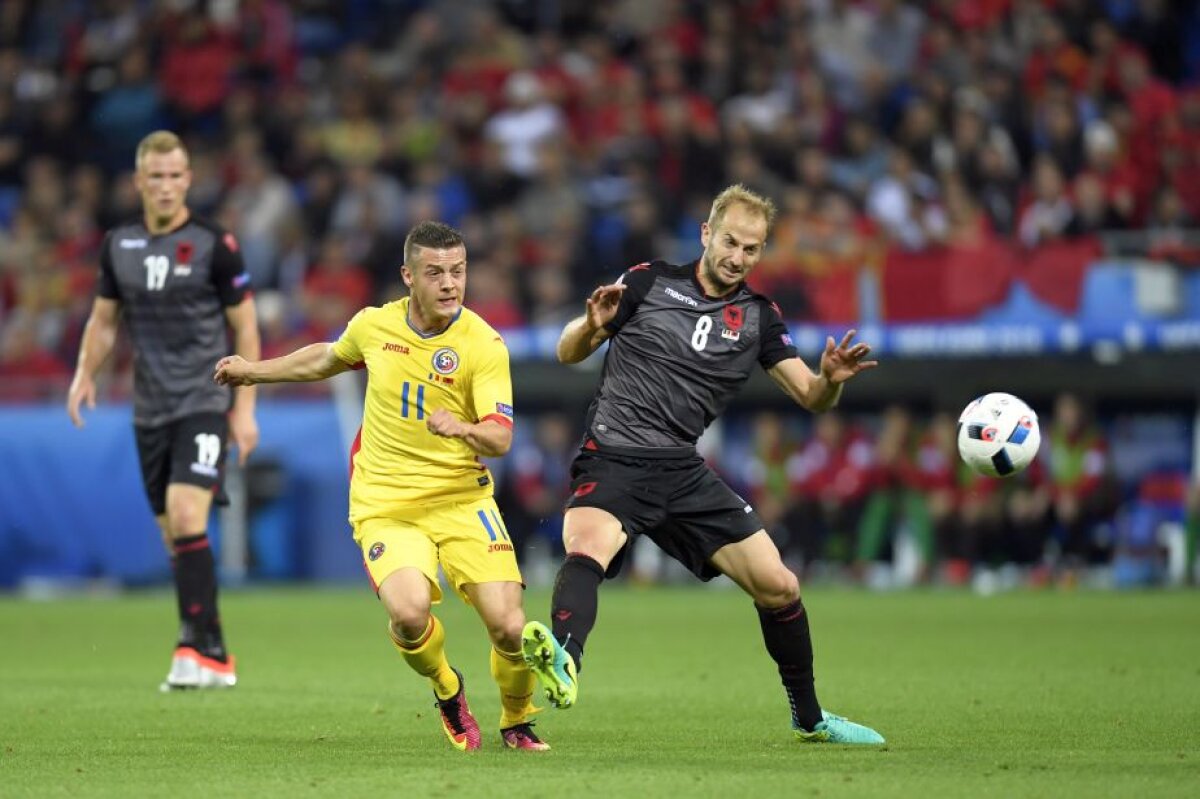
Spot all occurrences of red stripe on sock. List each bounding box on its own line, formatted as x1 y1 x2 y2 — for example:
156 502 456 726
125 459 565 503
173 537 210 554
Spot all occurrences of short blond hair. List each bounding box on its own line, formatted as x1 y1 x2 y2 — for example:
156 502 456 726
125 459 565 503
135 130 188 170
707 184 777 234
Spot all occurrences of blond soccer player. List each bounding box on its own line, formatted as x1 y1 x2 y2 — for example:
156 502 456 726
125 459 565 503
215 221 547 751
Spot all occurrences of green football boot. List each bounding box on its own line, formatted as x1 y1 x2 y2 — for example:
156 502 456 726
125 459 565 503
520 621 578 709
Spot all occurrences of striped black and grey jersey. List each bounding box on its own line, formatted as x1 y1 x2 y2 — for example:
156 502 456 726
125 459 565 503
583 260 797 456
97 215 251 427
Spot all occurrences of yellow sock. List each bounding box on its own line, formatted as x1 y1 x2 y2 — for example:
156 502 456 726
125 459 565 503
491 645 538 729
389 616 459 700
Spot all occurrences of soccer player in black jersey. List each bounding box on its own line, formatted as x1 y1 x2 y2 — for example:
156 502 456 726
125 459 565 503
67 131 260 690
522 184 885 744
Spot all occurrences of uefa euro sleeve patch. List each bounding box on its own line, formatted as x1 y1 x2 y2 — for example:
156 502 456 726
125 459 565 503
496 403 514 417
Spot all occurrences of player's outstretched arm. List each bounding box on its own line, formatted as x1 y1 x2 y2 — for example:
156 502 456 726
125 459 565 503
768 329 877 413
67 297 120 428
214 343 351 387
556 283 625 364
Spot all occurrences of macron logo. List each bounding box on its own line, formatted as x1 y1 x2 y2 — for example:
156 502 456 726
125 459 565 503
664 287 698 307
119 239 147 249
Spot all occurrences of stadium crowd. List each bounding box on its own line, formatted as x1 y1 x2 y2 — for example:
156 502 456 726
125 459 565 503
0 1 1197 587
2 0 1200 394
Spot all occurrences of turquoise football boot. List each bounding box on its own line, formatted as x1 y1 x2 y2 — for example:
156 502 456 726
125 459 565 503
795 710 886 744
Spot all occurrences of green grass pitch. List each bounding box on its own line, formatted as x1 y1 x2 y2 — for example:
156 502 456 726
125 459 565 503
2 585 1198 797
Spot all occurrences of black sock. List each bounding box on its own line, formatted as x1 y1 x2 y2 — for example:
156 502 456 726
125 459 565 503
757 598 822 731
550 553 605 670
172 534 226 662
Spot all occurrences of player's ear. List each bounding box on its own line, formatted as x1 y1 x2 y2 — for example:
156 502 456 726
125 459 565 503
700 221 711 248
400 265 412 289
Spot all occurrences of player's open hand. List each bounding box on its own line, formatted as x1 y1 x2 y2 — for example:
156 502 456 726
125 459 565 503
820 329 878 384
427 409 469 439
228 407 259 466
214 355 255 387
585 283 626 330
66 373 96 428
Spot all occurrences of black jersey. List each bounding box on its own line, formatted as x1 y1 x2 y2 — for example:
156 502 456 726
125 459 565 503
583 260 797 456
97 215 251 427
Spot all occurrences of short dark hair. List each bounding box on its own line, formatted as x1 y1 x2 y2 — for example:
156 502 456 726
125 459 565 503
404 221 465 265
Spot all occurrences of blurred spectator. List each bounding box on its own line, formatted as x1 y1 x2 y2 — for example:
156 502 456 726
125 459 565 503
503 412 575 563
485 71 567 181
867 0 924 78
89 48 163 174
526 262 574 328
1023 11 1089 99
65 0 142 82
867 147 946 250
1077 119 1139 227
331 162 406 236
223 154 298 288
1145 185 1193 235
0 92 23 186
322 90 384 168
785 413 876 574
830 116 888 201
943 175 996 249
299 234 371 336
1046 393 1118 577
1071 173 1124 235
516 141 584 240
0 311 68 401
1035 99 1085 179
969 141 1021 236
235 0 298 88
739 411 796 536
1123 0 1187 83
854 405 922 579
722 58 789 137
1002 451 1053 572
1018 155 1075 247
465 257 523 329
159 10 237 133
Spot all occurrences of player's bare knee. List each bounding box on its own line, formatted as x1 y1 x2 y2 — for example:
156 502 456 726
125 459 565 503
754 567 800 607
563 529 625 569
386 602 432 639
490 624 523 653
165 511 205 538
485 609 525 652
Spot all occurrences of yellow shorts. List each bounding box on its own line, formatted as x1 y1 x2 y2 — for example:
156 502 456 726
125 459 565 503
353 496 522 604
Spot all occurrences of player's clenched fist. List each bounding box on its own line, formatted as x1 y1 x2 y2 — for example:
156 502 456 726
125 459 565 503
214 355 254 386
426 408 469 439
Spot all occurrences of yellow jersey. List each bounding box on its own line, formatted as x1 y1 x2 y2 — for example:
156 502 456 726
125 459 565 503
331 297 514 522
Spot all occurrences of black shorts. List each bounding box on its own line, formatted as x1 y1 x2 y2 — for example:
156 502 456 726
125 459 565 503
565 451 764 581
134 413 229 516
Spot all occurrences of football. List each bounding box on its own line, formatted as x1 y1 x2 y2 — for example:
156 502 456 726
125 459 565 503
956 392 1040 477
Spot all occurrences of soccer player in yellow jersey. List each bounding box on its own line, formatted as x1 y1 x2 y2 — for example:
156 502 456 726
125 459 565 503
214 221 548 751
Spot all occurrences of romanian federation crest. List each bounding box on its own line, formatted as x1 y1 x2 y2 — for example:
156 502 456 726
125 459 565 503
432 347 459 375
368 542 386 561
